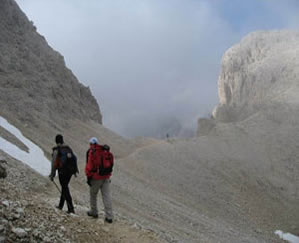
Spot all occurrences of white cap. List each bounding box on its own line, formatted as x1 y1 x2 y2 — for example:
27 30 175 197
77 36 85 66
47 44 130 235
89 137 98 144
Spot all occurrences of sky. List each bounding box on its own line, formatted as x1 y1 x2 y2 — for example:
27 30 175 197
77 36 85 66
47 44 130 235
15 0 299 138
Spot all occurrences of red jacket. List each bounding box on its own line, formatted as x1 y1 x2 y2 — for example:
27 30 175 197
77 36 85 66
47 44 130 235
85 144 111 180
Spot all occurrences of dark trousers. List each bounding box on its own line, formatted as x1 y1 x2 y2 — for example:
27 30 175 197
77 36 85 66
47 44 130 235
58 171 74 212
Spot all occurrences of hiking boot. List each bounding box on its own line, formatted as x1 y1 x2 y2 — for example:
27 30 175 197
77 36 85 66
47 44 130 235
87 211 98 218
55 205 63 210
67 209 75 214
105 218 113 224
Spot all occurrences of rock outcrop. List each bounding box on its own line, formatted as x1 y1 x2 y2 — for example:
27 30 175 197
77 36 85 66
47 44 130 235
0 165 7 179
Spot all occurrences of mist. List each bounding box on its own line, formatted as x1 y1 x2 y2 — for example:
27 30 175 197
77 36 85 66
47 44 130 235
16 0 299 138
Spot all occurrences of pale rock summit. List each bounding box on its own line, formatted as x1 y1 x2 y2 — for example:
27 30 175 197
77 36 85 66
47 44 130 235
213 30 299 122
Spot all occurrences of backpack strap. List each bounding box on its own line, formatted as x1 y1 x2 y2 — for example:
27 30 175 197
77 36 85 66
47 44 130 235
52 146 62 169
100 152 104 169
86 148 90 164
90 148 97 173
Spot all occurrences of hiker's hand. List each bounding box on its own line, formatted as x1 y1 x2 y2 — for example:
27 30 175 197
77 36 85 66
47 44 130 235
87 177 91 186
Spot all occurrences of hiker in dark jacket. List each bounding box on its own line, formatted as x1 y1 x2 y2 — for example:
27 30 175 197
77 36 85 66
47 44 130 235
49 134 77 214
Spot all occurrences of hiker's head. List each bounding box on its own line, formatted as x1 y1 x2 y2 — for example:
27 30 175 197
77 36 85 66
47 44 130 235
55 134 64 145
89 137 98 145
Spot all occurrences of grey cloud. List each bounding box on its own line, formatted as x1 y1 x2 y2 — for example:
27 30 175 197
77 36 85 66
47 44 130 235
16 0 299 137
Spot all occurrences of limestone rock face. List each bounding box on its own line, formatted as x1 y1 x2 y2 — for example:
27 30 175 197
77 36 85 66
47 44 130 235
213 30 299 122
0 0 102 128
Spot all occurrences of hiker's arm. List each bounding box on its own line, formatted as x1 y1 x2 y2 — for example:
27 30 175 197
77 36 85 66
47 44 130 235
86 149 90 164
85 151 93 178
49 149 58 179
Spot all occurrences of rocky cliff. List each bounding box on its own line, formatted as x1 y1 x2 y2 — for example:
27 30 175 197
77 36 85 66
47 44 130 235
0 0 102 132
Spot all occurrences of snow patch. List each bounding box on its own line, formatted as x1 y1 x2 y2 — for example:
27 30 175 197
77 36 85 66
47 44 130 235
275 230 299 243
0 116 50 176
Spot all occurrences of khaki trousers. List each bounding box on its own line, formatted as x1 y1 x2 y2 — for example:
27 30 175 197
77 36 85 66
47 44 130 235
90 178 113 219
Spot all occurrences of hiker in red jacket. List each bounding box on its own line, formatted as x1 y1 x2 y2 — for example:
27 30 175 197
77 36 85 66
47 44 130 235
85 137 113 223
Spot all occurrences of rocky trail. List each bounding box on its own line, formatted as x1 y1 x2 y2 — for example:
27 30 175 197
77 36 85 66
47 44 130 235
0 154 164 243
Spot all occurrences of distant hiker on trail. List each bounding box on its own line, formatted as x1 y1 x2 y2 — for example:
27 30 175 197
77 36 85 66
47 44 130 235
85 137 114 223
49 134 78 214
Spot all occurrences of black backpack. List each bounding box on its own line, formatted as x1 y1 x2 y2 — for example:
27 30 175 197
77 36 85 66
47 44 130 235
56 146 79 175
98 145 114 176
